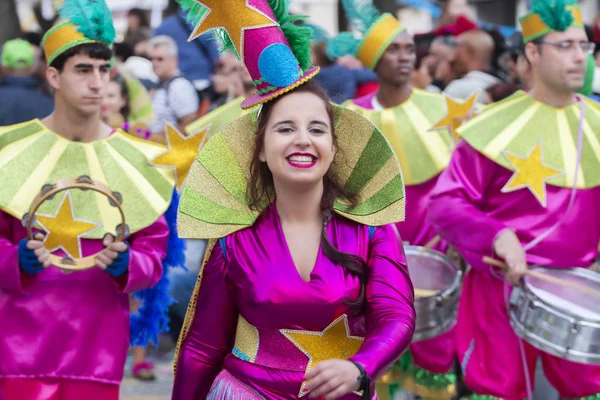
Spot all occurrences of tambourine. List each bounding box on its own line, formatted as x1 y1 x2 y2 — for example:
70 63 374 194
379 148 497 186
22 176 129 272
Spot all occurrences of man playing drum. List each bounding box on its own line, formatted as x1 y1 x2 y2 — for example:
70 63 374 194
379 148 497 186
428 0 600 398
0 1 177 399
332 0 462 398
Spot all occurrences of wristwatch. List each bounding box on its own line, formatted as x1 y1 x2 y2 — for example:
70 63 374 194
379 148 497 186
350 361 371 400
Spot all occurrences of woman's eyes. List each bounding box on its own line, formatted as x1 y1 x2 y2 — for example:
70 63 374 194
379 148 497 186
276 127 327 134
310 129 325 135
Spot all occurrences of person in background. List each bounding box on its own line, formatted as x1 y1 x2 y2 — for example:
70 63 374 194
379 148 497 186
125 8 152 47
0 39 53 125
153 8 219 93
148 35 199 137
444 29 503 102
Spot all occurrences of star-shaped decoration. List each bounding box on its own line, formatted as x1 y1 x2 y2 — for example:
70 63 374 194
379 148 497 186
36 191 100 259
280 315 364 397
152 122 207 191
501 141 564 207
188 0 277 59
431 92 478 142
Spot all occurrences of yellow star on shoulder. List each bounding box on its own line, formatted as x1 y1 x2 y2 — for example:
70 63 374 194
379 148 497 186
281 315 364 398
36 192 100 259
188 0 277 59
431 92 478 142
152 123 207 191
501 142 564 207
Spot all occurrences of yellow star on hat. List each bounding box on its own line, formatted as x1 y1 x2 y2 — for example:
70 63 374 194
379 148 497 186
501 141 564 207
36 191 100 258
280 314 364 397
188 0 277 59
152 123 207 191
431 92 478 142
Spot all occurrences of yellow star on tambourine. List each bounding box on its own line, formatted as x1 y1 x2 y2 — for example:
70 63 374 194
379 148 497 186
431 92 478 142
281 315 364 397
152 123 207 191
501 141 564 207
188 0 277 59
36 192 100 258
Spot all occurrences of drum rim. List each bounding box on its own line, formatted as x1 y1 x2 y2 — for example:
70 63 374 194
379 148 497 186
523 266 600 322
404 245 462 298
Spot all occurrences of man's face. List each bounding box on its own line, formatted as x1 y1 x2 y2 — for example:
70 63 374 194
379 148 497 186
149 45 178 81
449 35 471 77
374 32 416 86
51 53 110 116
528 27 589 94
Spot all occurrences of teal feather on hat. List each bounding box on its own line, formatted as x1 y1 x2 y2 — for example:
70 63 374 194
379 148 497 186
326 32 361 60
341 0 381 34
530 0 574 32
57 0 116 45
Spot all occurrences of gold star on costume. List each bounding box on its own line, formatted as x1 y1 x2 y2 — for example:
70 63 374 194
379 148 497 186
501 142 564 207
188 0 277 59
152 123 207 191
36 192 100 259
281 315 364 397
431 92 478 142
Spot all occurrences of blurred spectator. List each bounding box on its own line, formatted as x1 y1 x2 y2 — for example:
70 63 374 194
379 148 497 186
113 42 134 65
444 30 502 102
311 41 377 104
148 35 199 135
415 35 456 92
0 39 53 125
125 8 151 45
123 56 159 90
153 10 219 92
20 31 52 96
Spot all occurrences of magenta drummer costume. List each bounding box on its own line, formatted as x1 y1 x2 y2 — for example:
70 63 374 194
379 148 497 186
428 1 600 398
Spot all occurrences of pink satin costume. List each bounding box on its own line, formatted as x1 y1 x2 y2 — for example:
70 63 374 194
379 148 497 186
0 210 168 399
427 141 600 399
172 205 416 399
353 92 457 384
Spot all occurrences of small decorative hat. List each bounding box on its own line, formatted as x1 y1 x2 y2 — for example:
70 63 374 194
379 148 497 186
328 0 405 70
178 0 319 109
42 0 116 66
520 0 583 43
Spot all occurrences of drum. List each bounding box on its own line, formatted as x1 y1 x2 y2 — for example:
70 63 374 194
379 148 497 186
509 267 600 365
405 246 462 342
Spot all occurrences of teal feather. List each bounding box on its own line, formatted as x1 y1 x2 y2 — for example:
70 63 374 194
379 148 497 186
326 32 361 60
531 0 574 32
57 0 116 45
340 0 381 34
304 23 330 43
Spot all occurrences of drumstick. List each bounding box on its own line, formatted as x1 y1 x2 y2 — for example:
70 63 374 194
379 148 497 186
423 235 441 250
482 256 600 298
414 288 439 297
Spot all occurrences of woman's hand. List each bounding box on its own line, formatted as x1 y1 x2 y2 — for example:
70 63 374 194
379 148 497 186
305 359 361 399
493 229 528 286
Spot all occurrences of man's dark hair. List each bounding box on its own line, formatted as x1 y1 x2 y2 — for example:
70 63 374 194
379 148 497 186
21 31 43 47
114 42 134 62
50 42 112 71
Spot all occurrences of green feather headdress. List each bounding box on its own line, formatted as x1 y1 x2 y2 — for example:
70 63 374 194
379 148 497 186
520 0 583 43
42 0 115 66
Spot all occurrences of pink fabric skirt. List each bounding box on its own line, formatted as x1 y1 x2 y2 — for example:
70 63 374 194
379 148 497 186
207 370 267 399
0 378 119 400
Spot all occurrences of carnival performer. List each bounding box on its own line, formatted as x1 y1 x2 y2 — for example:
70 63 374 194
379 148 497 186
0 1 177 399
428 1 600 398
329 0 473 398
171 0 416 399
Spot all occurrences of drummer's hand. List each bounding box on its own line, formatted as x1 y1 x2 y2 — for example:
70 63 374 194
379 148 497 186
305 359 361 399
18 233 51 274
97 234 130 277
493 229 527 285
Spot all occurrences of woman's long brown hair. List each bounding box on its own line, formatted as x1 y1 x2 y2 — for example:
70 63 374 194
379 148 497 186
246 80 367 312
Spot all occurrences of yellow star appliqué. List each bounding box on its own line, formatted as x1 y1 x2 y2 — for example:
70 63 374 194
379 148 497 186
36 192 100 258
152 123 207 191
281 315 364 397
431 92 478 142
188 0 277 59
501 142 564 207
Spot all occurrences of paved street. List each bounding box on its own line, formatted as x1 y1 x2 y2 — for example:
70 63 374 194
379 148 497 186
120 351 175 400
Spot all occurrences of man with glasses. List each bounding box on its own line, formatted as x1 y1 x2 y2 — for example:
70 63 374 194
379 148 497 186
148 35 199 138
428 1 600 399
